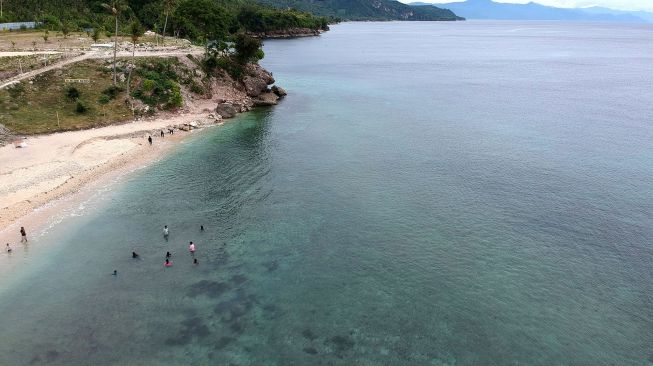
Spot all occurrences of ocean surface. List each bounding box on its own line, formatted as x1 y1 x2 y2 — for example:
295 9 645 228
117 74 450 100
1 21 652 365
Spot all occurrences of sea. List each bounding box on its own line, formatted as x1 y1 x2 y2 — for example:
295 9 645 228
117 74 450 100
0 21 652 365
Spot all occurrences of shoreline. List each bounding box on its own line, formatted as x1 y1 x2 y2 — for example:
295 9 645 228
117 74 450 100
0 110 226 244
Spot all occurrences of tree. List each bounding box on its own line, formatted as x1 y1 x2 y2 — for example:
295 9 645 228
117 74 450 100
234 33 264 64
101 0 129 86
61 21 71 39
92 26 102 43
173 0 229 43
126 20 144 95
161 0 178 46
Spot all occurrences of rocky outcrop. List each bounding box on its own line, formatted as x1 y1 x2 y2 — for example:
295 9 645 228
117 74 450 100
211 62 287 118
215 103 239 119
271 85 287 97
247 28 326 39
242 64 275 97
253 92 279 106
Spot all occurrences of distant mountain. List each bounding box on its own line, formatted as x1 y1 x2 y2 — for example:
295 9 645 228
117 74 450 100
581 6 653 23
257 0 464 21
409 0 650 22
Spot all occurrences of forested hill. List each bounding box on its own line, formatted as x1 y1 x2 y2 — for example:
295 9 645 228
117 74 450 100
257 0 464 21
0 0 331 41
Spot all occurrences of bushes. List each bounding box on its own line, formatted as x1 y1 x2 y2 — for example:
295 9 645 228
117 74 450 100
66 86 80 100
75 100 88 114
131 60 184 110
8 83 25 99
234 33 264 64
101 85 123 100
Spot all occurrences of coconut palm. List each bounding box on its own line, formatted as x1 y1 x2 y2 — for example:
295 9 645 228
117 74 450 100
161 0 178 46
101 0 129 86
126 20 143 95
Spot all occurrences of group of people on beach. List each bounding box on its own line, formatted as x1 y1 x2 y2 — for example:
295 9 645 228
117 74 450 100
113 224 203 275
147 129 175 146
5 226 28 253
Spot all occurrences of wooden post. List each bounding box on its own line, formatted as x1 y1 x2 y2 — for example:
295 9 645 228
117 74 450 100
18 59 23 74
56 111 60 128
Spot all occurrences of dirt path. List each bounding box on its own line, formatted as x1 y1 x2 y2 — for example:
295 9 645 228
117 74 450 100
0 48 204 89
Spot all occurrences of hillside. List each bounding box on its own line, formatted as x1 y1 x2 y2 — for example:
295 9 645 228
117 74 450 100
0 0 331 42
411 0 650 22
257 0 464 21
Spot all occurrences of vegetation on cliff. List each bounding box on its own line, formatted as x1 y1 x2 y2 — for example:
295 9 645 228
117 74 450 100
256 0 463 21
0 0 331 42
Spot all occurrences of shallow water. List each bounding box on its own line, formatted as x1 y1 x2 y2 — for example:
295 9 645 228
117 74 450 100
1 21 652 365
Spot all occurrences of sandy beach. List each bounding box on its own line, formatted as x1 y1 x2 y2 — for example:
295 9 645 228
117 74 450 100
0 110 223 244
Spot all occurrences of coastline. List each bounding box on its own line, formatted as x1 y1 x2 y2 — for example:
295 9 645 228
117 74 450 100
0 110 225 244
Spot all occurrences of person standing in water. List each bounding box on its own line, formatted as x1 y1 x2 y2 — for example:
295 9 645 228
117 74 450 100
164 258 172 267
6 243 12 253
200 225 204 231
163 225 169 237
166 251 172 259
189 242 196 254
148 136 153 145
20 227 27 242
160 130 165 138
193 258 199 265
132 251 139 259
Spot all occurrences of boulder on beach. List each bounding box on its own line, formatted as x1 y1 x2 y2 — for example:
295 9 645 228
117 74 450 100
216 103 238 119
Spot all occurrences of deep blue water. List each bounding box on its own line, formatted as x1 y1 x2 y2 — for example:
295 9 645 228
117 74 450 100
1 21 652 365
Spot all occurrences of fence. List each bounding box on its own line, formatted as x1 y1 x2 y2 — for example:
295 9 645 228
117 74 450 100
0 22 38 31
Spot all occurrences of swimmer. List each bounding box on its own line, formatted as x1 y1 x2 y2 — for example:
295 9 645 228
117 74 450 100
132 251 139 259
112 270 118 276
193 258 199 265
164 258 173 267
6 243 12 252
189 242 196 254
166 251 172 258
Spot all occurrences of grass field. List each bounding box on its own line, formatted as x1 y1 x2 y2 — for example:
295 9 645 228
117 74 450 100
0 59 134 134
0 56 200 135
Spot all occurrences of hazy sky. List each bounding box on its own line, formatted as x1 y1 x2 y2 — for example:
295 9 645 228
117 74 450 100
399 0 653 12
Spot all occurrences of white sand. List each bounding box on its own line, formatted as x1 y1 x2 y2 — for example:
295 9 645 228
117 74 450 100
0 111 221 232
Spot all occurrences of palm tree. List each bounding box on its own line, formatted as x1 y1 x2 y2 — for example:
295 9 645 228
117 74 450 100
126 20 143 95
161 0 177 46
101 0 128 86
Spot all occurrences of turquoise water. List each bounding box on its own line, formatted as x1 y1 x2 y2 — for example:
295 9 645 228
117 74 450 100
1 21 653 365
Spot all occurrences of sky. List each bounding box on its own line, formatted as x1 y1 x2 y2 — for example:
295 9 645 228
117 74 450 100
399 0 653 12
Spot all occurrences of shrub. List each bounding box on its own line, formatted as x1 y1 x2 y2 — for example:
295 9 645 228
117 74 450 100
142 79 156 93
98 94 111 105
66 86 80 100
8 83 25 99
101 85 123 100
166 85 183 109
75 100 88 114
